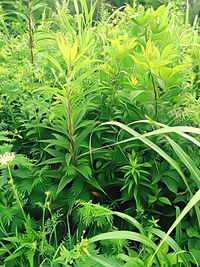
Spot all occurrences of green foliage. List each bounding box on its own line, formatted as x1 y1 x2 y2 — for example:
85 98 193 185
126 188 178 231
0 0 199 266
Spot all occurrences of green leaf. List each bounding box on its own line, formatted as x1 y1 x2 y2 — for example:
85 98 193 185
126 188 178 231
166 136 200 187
158 197 172 205
117 254 144 267
86 176 107 195
74 164 92 180
113 211 145 234
57 175 74 195
26 249 35 267
98 121 191 195
44 54 64 74
5 246 26 262
38 157 65 165
89 255 122 267
150 228 191 267
190 248 200 265
89 231 170 265
162 176 178 194
147 189 200 267
89 231 156 249
6 11 28 22
187 228 200 238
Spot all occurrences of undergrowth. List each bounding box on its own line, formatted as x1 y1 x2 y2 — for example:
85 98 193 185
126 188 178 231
0 0 199 266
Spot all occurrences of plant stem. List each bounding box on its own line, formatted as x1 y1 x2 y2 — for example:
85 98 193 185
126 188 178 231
150 71 158 116
7 164 27 222
27 0 34 64
67 208 73 249
49 209 58 247
66 90 76 164
41 193 51 255
42 195 48 237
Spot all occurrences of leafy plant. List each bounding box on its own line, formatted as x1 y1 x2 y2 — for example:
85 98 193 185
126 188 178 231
0 0 199 266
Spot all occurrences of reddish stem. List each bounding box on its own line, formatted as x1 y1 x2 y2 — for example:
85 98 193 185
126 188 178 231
67 92 76 164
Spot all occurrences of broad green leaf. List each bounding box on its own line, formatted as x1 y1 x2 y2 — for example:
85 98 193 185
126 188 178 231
86 176 107 195
162 176 178 194
158 197 172 205
57 175 74 195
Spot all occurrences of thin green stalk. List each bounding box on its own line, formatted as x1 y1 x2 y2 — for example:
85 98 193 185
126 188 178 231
27 0 34 64
39 258 51 267
66 208 73 249
48 209 58 247
41 192 50 255
42 195 48 235
185 0 190 27
7 164 27 222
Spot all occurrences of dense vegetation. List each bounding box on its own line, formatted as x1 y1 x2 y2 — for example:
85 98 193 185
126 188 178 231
0 0 200 266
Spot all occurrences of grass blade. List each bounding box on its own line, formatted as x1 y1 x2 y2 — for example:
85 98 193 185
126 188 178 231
147 189 200 267
89 255 122 267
